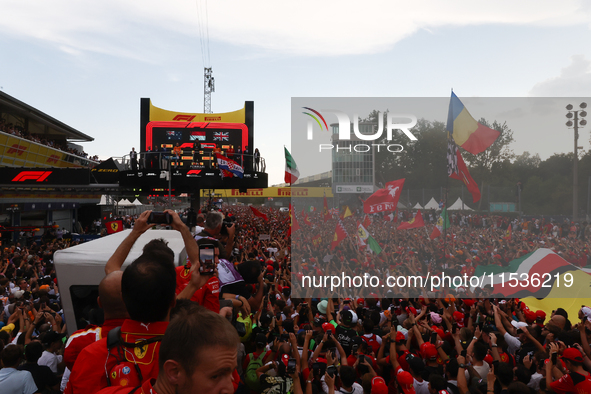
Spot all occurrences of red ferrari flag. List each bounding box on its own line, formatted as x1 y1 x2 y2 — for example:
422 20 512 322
363 179 405 214
504 223 512 240
304 214 312 226
363 215 371 228
287 204 300 236
105 220 123 234
249 206 268 221
449 145 481 203
312 234 322 247
323 193 331 222
397 210 425 230
330 220 348 251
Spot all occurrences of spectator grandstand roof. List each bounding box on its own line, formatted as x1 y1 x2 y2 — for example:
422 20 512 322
0 90 93 142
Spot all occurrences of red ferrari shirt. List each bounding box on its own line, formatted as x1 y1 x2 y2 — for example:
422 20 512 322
64 319 126 370
175 264 220 313
65 319 168 394
550 371 591 394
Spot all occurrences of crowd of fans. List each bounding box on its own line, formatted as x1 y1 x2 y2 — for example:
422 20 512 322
1 204 591 393
0 119 99 162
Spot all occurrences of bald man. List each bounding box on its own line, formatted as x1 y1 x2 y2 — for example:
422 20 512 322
64 271 129 370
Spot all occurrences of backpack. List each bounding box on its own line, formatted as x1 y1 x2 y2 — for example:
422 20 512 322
362 334 381 355
245 351 267 391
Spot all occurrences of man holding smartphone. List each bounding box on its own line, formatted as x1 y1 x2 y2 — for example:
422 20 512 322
546 346 591 393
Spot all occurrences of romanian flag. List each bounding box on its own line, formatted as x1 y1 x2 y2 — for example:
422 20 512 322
249 206 268 221
330 220 348 251
106 220 124 234
447 92 500 155
397 210 425 230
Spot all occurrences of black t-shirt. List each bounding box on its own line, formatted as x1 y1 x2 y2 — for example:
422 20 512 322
335 324 357 356
18 362 59 392
515 341 536 365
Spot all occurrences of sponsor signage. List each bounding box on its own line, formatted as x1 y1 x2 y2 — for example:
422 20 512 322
335 185 374 193
0 169 90 185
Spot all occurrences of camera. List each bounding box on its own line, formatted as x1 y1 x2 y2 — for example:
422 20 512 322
220 217 236 236
149 212 172 225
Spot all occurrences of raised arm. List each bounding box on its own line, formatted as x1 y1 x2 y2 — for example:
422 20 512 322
105 210 154 274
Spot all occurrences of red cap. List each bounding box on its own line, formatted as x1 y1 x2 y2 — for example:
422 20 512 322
357 298 365 307
484 354 494 365
396 371 416 394
395 331 406 342
453 311 465 328
281 353 290 367
463 299 475 307
524 310 536 323
371 376 388 394
406 306 417 316
422 343 438 360
561 348 584 363
536 310 546 318
322 322 334 333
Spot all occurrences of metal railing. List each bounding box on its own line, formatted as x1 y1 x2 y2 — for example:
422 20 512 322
119 151 266 173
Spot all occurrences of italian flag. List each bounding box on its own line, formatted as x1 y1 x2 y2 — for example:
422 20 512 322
429 208 450 239
357 222 382 254
284 147 300 185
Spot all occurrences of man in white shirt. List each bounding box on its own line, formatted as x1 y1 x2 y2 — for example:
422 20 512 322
38 331 65 375
0 344 38 394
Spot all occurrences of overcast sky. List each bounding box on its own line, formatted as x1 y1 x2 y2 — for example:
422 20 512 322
2 0 591 184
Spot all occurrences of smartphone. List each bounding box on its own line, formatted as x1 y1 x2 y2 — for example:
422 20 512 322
327 365 337 378
430 332 437 344
343 300 350 304
551 352 558 365
280 333 290 342
149 211 172 225
326 330 332 337
287 358 297 374
199 244 216 275
452 322 458 334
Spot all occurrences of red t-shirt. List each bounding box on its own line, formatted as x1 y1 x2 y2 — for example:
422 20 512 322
550 371 591 394
175 264 220 313
64 319 126 370
65 319 168 394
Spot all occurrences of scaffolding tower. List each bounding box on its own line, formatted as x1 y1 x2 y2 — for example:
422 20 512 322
204 67 214 113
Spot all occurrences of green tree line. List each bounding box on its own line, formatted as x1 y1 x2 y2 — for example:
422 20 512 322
365 111 591 216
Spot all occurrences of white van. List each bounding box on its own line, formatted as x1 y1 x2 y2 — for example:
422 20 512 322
54 229 187 335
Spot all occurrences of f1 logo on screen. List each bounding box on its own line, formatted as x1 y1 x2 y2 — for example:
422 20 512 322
172 115 196 121
12 171 52 182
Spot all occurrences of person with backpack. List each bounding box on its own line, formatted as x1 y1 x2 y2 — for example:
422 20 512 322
243 333 274 392
95 305 240 394
361 319 382 356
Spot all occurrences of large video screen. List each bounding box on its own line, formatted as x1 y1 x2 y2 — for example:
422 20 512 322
144 122 249 168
